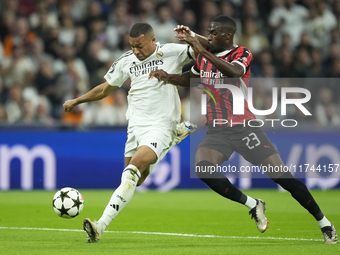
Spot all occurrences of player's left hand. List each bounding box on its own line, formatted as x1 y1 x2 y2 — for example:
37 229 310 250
149 69 169 82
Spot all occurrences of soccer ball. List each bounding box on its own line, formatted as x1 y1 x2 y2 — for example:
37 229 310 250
52 187 84 219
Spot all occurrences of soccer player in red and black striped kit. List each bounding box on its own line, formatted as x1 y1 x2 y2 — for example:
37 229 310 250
149 15 337 244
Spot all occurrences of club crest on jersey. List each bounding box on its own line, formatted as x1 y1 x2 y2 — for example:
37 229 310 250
239 57 247 63
156 51 163 58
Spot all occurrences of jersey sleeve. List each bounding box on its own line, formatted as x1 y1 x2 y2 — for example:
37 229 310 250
170 43 196 64
104 53 130 87
191 54 200 75
230 47 252 75
187 45 196 61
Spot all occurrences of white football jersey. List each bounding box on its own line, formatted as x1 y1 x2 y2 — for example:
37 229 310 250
104 43 195 125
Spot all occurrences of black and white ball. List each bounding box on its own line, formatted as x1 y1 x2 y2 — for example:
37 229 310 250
52 187 84 219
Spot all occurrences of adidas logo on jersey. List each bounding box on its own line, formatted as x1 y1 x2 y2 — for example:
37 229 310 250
110 204 119 211
151 142 157 148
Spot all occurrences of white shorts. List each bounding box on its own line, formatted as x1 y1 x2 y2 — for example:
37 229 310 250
125 122 177 166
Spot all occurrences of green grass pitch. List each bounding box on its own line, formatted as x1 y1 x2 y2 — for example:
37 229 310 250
0 189 339 255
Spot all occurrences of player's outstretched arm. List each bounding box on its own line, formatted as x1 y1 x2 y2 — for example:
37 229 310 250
149 70 198 88
179 33 244 78
174 25 209 48
63 81 117 112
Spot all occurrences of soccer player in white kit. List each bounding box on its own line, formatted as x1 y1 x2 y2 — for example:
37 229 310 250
63 22 196 243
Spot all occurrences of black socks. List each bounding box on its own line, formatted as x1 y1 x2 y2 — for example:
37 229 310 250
273 172 324 220
196 161 247 204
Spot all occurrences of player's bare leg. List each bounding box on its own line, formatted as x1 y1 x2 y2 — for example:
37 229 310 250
195 147 268 233
262 153 338 243
84 146 156 243
125 156 151 187
137 168 150 186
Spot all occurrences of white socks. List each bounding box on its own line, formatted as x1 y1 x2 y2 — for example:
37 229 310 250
245 196 257 210
317 216 332 228
98 164 140 229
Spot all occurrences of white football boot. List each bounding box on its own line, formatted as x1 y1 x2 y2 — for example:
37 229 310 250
174 121 197 145
249 199 269 233
321 224 338 244
83 218 104 243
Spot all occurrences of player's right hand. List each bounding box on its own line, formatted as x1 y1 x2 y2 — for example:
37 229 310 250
63 100 77 112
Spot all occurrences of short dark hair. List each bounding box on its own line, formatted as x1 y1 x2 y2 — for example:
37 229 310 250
212 15 237 33
129 22 154 38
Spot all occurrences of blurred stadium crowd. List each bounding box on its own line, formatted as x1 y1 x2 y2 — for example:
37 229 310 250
0 0 339 128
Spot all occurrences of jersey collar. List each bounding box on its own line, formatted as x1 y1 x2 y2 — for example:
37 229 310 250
215 45 238 57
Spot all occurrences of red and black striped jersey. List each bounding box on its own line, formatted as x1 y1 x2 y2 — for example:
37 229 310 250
191 45 255 127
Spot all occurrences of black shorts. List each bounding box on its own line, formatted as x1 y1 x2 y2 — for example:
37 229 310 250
197 125 278 165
